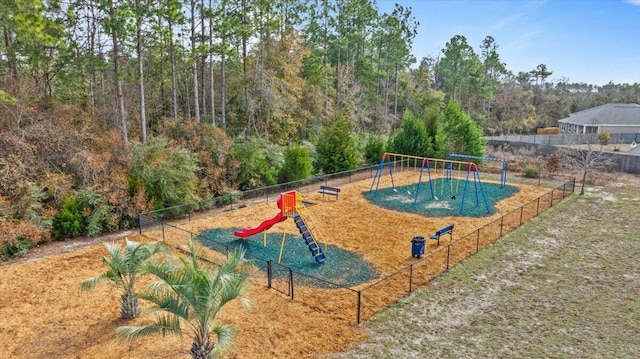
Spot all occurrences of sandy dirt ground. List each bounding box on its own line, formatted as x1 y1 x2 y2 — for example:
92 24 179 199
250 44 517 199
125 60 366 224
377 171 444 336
0 172 554 358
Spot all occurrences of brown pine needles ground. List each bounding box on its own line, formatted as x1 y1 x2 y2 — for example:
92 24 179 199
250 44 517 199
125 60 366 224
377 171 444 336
1 171 570 358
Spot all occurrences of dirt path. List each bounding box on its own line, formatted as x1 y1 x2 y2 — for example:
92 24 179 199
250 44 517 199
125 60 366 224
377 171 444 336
0 230 135 267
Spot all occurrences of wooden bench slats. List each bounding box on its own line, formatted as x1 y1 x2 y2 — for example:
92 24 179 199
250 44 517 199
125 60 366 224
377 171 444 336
318 185 340 199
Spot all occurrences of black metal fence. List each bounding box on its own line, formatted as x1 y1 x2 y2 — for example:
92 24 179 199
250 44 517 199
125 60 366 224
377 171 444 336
139 167 576 324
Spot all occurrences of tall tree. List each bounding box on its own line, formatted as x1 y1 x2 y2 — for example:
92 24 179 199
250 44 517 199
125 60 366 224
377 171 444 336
478 36 506 112
436 35 482 106
133 0 154 142
189 0 201 122
104 0 131 146
163 0 183 122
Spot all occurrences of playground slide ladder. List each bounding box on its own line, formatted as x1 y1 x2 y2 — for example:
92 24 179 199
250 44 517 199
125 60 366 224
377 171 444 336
293 209 326 264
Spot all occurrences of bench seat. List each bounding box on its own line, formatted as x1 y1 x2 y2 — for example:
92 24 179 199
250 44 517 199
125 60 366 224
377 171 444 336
318 185 340 199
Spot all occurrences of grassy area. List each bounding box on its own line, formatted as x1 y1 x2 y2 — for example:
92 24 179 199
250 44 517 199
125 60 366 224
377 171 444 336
331 177 640 358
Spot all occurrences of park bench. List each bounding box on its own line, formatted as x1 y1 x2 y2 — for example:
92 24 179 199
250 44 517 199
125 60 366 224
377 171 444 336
429 224 454 246
318 185 340 199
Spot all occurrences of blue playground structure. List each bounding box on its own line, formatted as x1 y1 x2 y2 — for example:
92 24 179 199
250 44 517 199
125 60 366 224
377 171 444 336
370 153 491 215
447 153 508 187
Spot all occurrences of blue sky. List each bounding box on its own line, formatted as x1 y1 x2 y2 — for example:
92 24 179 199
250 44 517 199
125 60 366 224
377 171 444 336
376 0 640 86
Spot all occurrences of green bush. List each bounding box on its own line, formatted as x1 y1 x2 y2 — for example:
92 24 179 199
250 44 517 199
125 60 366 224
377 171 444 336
440 100 486 158
315 117 360 174
280 145 312 183
598 132 611 146
52 194 84 238
51 190 112 239
217 190 243 206
227 138 283 191
129 137 201 209
388 111 432 157
0 236 34 260
364 135 387 165
523 165 540 179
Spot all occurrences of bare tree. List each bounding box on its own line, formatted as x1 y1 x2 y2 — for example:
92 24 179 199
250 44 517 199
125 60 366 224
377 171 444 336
558 133 615 195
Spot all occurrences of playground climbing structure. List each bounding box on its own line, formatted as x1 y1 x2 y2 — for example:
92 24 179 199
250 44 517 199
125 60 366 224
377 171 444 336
234 191 327 264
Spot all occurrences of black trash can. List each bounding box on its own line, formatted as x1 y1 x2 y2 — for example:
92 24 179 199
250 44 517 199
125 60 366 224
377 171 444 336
411 236 425 258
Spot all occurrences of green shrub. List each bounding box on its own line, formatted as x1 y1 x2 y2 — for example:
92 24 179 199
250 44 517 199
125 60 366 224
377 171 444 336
217 190 243 206
523 165 540 179
52 194 84 239
388 111 432 157
315 117 360 174
51 190 112 239
598 132 610 146
0 236 34 260
227 139 283 191
280 145 312 183
364 135 387 165
129 137 201 209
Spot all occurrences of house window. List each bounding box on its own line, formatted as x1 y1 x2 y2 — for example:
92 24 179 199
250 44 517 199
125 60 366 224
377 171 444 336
560 124 566 132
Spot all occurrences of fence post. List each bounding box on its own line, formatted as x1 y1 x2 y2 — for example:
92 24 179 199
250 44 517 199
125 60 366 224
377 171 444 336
500 216 504 237
357 291 362 324
267 260 272 289
476 229 480 252
446 245 451 270
536 197 540 215
138 213 142 234
289 268 294 300
562 183 566 198
520 206 524 226
550 189 554 206
409 264 413 293
161 222 165 241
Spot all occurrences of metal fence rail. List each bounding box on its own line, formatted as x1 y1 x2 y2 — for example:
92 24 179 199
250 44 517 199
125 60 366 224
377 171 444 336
139 166 576 324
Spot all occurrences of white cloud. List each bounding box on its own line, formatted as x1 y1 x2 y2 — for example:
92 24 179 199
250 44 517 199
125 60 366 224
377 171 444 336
490 13 523 31
624 0 640 6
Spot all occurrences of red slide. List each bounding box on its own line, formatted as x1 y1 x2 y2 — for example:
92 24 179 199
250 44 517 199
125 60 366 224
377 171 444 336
233 212 287 238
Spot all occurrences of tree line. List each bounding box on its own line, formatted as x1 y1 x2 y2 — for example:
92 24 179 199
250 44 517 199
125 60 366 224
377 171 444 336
1 0 639 255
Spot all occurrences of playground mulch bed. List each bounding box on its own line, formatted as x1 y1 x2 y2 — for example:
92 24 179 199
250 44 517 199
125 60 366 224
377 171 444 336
0 171 548 358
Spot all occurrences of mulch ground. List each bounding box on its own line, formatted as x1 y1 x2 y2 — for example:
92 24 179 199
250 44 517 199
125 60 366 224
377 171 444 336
0 172 551 358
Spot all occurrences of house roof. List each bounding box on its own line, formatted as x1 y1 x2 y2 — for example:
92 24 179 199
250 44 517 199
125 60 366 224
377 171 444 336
558 103 640 126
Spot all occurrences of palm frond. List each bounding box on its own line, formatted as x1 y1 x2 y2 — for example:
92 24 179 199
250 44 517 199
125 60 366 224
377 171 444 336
78 273 109 291
210 324 236 357
116 314 182 343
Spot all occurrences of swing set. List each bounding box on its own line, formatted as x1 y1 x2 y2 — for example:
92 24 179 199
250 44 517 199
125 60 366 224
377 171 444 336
370 153 491 215
447 153 508 187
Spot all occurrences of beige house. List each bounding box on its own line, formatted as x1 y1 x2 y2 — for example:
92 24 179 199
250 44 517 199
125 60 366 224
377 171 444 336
558 103 640 134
